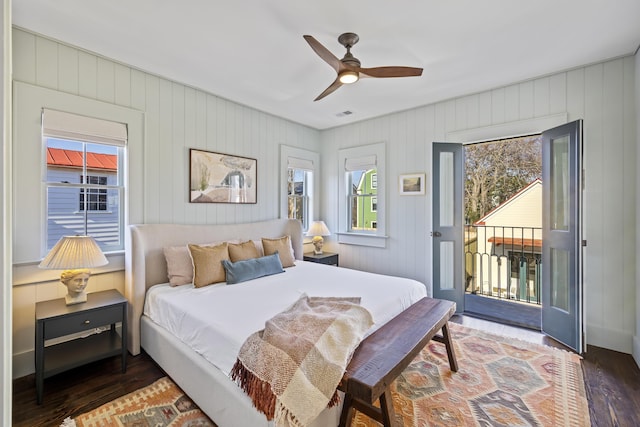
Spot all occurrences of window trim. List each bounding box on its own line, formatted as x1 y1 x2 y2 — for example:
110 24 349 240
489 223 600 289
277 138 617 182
13 81 143 268
337 142 387 248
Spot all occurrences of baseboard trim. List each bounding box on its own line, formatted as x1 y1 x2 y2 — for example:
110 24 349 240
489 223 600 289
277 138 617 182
586 323 633 354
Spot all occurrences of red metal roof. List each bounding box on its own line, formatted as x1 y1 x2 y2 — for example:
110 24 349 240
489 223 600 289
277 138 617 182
46 148 117 171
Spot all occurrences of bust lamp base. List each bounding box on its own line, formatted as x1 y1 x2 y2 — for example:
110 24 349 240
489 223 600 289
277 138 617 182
60 268 91 306
312 236 324 255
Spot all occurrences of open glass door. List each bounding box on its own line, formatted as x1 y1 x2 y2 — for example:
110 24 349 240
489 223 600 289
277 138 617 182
432 143 464 312
541 120 584 353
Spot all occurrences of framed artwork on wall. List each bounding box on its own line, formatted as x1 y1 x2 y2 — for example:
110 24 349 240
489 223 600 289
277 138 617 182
399 173 426 195
189 148 257 204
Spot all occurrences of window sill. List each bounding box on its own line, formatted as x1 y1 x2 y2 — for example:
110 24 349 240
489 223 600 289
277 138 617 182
336 232 388 248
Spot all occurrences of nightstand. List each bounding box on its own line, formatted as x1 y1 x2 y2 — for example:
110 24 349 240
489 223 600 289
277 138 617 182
303 252 339 266
35 289 127 404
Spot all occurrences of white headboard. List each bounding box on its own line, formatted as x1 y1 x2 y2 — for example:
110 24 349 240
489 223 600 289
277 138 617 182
124 218 303 355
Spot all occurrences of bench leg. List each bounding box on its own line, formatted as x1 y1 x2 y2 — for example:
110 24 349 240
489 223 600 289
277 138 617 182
338 393 355 427
442 322 458 372
380 387 402 427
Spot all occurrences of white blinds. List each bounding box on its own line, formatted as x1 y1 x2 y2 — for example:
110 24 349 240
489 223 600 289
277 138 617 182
287 156 314 171
345 154 377 171
42 108 128 146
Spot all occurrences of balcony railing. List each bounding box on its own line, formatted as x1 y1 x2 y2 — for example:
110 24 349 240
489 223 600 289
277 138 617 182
465 225 542 305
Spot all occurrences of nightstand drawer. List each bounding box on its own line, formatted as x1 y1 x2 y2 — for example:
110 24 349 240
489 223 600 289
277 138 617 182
43 305 122 340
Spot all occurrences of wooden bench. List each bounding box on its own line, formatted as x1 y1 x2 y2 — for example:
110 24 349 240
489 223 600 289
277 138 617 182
338 297 458 427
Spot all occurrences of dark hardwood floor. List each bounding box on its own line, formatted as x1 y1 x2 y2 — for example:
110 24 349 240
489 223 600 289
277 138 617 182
13 315 640 427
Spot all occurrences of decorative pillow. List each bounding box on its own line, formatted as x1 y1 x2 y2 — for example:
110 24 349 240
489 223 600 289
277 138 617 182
252 240 265 257
228 240 260 262
164 245 194 286
262 235 296 268
164 240 238 286
222 253 284 284
188 242 230 288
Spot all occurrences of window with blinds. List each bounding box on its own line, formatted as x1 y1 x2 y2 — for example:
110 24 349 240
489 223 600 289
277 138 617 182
42 109 127 252
338 143 386 247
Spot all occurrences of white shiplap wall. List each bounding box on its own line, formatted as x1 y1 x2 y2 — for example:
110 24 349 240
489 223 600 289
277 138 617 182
321 56 637 354
11 27 320 377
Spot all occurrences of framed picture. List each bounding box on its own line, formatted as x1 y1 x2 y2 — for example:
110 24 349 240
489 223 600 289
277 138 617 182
189 148 257 204
399 173 426 195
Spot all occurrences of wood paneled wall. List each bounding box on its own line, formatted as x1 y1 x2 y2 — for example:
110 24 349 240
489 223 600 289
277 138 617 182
11 27 320 377
321 55 637 354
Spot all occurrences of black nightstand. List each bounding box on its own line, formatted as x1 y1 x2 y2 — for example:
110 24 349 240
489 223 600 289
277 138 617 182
35 289 127 404
303 252 339 266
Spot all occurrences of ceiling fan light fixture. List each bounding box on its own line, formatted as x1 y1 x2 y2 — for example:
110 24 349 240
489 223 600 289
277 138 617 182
339 70 359 84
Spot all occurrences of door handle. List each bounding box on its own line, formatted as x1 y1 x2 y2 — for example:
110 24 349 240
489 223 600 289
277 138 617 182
431 231 442 237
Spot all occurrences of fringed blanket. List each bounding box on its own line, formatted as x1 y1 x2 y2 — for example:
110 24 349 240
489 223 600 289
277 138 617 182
230 294 373 427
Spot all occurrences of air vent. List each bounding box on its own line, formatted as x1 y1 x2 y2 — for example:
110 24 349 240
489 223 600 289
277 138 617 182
336 110 354 117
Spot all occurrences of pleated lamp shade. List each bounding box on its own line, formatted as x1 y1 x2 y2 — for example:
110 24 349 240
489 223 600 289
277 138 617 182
39 235 108 270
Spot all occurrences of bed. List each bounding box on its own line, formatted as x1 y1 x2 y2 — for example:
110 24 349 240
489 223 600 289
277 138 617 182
125 218 427 427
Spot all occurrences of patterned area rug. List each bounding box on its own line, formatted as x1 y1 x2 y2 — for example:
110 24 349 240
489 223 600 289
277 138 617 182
353 322 591 427
64 323 591 427
66 376 214 427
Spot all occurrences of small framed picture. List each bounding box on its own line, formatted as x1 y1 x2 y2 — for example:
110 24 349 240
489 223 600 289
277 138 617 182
399 173 426 195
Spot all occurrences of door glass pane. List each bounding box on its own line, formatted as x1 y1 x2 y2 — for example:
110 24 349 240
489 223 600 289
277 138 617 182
439 152 454 227
440 241 455 289
551 135 569 231
551 248 569 312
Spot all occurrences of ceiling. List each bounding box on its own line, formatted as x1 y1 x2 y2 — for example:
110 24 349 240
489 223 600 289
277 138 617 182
13 1 640 130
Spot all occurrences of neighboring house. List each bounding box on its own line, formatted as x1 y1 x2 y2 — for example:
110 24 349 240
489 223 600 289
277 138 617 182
45 147 119 249
353 170 378 230
468 179 542 302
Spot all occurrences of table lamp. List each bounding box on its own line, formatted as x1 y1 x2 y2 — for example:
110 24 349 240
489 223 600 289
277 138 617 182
39 235 109 305
306 221 331 255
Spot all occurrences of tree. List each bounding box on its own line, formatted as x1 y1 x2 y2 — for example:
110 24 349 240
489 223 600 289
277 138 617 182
464 135 541 224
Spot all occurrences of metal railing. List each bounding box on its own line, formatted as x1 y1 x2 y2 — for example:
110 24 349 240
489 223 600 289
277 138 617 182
465 225 542 305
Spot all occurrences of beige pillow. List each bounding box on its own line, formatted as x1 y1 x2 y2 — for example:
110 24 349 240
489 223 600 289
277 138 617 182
164 240 238 286
262 236 296 268
228 240 260 262
188 242 230 287
164 245 194 286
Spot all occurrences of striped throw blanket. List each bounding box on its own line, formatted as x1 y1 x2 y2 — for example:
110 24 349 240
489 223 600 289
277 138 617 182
230 294 373 427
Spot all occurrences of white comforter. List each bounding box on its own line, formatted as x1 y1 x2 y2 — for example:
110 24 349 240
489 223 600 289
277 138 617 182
144 261 427 376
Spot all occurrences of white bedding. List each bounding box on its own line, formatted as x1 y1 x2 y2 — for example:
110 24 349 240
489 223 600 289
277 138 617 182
144 261 427 376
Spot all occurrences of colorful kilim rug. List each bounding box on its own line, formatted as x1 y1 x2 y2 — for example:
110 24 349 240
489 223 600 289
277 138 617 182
63 323 591 427
353 322 591 427
63 376 215 427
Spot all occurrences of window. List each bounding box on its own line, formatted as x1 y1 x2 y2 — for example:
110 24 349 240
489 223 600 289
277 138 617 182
280 146 319 232
287 167 311 229
347 169 377 231
42 109 126 253
338 143 386 248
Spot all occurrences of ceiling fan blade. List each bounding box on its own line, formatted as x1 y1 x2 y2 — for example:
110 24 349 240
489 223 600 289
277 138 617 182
314 77 343 101
358 66 423 78
303 35 343 73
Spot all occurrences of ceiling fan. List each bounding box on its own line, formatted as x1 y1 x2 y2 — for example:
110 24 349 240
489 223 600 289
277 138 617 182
303 32 423 101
